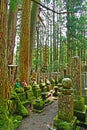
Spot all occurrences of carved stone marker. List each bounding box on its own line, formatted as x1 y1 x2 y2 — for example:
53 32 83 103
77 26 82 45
71 56 82 97
58 78 73 122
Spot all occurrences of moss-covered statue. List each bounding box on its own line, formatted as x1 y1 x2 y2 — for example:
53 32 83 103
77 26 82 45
14 79 21 89
14 79 24 93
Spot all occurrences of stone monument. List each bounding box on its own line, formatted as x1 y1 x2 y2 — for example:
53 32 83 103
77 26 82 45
71 56 82 97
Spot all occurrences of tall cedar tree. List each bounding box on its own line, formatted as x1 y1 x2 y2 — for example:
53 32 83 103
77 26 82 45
7 0 18 64
19 0 31 84
0 0 13 129
30 0 40 73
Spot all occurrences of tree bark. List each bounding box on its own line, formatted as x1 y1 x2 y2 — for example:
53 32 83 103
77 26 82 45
19 0 31 84
7 1 18 64
0 1 13 129
53 0 57 62
0 0 8 99
66 0 74 74
29 0 40 72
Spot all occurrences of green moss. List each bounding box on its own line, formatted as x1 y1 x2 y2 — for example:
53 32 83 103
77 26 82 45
58 110 71 121
44 99 53 106
32 84 41 98
15 87 24 93
58 76 63 83
33 109 44 113
11 115 22 129
76 126 80 130
0 115 14 130
24 85 32 91
34 89 41 98
0 99 14 130
17 92 26 101
26 89 34 103
16 96 29 117
0 90 30 130
39 82 46 92
8 99 17 114
54 115 73 130
74 97 85 111
33 98 44 111
10 91 29 117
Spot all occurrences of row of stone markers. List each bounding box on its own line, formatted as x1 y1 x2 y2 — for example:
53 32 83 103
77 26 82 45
54 56 87 130
30 71 60 85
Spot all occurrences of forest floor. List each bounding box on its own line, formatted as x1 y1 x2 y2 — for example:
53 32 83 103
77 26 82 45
16 97 58 130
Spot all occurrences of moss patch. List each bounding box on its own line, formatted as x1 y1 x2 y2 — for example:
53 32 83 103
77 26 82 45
15 95 29 117
0 99 14 130
74 96 85 111
10 91 29 117
11 115 22 129
54 115 77 130
44 99 53 106
33 98 44 112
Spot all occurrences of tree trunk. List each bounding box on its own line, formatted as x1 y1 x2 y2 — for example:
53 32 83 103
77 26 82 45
49 23 53 72
66 0 74 74
0 1 13 129
53 0 57 62
7 1 18 64
36 22 39 72
19 0 31 84
29 0 40 73
0 0 8 99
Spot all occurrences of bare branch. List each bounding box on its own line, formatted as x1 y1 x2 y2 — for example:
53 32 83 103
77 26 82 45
31 0 74 15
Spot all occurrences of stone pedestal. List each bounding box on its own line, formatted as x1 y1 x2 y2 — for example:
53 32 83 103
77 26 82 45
71 56 82 97
58 94 73 122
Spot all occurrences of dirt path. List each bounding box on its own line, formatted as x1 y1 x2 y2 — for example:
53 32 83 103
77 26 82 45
16 99 58 130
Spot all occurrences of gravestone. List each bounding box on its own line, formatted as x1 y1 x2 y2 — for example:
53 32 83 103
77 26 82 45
82 72 87 104
54 78 77 130
82 72 86 96
58 78 73 122
71 56 82 97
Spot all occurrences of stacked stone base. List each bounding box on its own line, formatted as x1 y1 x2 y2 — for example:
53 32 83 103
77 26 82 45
54 78 76 130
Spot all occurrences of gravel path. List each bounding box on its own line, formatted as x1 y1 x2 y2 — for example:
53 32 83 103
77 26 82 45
16 99 58 130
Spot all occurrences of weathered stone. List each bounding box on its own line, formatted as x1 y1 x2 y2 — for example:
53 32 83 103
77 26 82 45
26 89 34 103
71 56 82 97
58 94 73 122
58 78 74 122
62 78 72 89
32 84 41 98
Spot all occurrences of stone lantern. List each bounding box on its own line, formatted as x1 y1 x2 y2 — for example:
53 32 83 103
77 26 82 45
8 64 18 82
